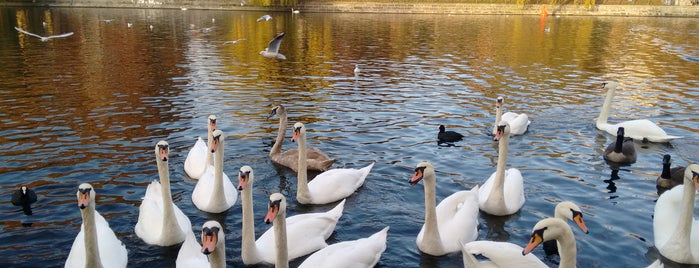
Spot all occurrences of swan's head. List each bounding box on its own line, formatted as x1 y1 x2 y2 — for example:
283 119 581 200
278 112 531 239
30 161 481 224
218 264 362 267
155 140 169 162
522 218 571 255
237 166 253 191
555 201 589 234
684 164 699 191
602 81 619 96
291 122 305 142
264 193 286 224
208 115 217 131
210 130 224 153
200 221 224 255
410 161 434 186
76 183 95 210
267 104 285 119
493 122 511 141
496 96 504 108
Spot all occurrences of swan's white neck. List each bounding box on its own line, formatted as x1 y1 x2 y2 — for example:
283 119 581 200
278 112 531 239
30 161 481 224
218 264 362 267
241 178 258 264
274 209 289 268
661 178 696 261
210 238 226 268
296 130 312 204
596 84 615 128
485 131 510 213
494 105 503 135
211 144 226 207
557 227 577 268
421 171 444 254
157 158 179 240
270 111 287 156
81 203 103 268
206 124 215 167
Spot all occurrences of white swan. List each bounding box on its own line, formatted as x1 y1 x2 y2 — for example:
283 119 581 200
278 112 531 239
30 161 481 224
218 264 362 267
299 226 389 268
239 167 345 265
192 129 238 213
409 161 479 256
292 122 374 205
184 115 217 179
65 183 128 268
268 105 336 172
175 221 226 268
478 122 525 216
462 201 589 267
543 201 589 255
493 96 530 136
135 141 193 246
522 218 578 268
596 81 682 143
653 164 699 264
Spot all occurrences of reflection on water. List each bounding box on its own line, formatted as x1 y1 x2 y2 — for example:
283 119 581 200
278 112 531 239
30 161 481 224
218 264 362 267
0 6 698 268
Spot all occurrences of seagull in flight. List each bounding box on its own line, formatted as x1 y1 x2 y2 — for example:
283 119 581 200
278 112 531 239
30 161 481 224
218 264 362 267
14 27 74 42
256 14 272 22
260 32 286 60
223 38 246 45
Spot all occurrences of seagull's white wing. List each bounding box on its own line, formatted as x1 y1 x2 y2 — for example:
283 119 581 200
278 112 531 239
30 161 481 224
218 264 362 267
14 27 44 39
266 32 285 53
48 32 74 39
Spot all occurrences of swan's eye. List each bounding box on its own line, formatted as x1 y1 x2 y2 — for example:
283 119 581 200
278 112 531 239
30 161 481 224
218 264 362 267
79 188 92 194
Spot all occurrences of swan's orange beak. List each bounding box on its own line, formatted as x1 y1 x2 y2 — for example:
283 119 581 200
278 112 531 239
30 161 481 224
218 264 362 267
78 188 91 209
210 135 220 153
237 171 249 191
264 200 281 224
693 171 699 191
522 229 544 255
209 119 216 131
201 226 219 255
494 126 505 141
409 168 424 186
291 128 300 142
573 212 589 234
158 144 169 162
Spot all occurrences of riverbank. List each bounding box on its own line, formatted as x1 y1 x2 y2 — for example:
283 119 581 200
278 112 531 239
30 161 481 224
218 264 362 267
1 0 697 17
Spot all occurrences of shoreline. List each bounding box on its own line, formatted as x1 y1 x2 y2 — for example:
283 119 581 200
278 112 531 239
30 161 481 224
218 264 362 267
1 1 697 17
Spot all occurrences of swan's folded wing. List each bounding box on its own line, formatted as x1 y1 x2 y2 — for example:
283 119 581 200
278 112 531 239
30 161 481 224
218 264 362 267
95 211 128 268
502 112 530 135
176 231 208 268
298 226 389 268
435 187 480 252
184 137 208 179
503 168 526 213
463 241 547 268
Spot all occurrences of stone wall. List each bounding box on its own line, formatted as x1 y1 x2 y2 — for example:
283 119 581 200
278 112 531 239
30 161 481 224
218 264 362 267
1 0 697 17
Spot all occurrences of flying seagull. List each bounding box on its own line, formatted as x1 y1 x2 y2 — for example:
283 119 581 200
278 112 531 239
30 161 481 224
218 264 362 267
14 27 74 42
256 14 272 22
223 38 246 45
260 32 286 60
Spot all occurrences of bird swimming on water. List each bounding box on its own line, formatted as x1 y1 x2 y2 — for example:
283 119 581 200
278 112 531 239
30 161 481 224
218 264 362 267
11 185 37 207
438 125 464 143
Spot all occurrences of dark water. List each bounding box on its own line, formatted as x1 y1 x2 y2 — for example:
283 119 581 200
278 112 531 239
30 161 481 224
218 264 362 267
1 7 698 268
